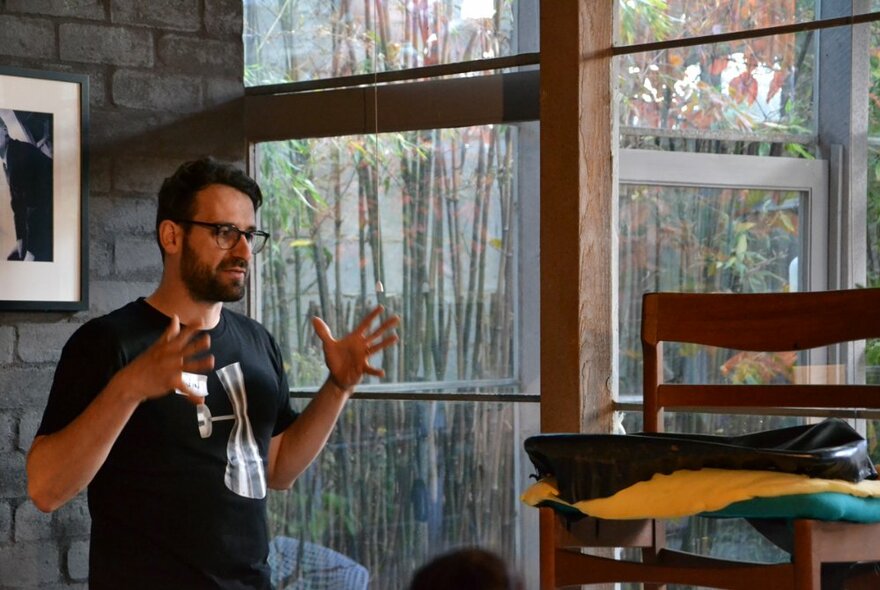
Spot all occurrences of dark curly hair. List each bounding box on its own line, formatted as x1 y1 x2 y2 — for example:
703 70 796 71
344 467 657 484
155 157 263 256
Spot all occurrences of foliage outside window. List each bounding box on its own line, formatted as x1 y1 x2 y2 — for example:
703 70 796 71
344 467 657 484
253 123 524 588
246 1 880 586
618 0 816 45
864 21 880 456
244 0 519 86
618 184 801 396
619 2 816 155
616 0 880 577
257 128 517 388
267 399 521 587
246 1 533 586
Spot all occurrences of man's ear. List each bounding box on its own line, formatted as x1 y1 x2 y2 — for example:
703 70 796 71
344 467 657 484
158 220 182 255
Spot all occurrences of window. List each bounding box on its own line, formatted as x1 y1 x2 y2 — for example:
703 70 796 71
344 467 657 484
244 0 533 86
618 150 828 397
614 1 880 574
865 18 880 455
256 128 520 387
244 2 540 589
618 0 820 46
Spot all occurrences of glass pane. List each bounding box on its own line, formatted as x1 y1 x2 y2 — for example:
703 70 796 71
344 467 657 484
618 31 816 153
267 399 538 590
243 0 538 86
618 0 817 46
256 126 519 388
866 21 880 465
868 22 880 401
618 184 802 396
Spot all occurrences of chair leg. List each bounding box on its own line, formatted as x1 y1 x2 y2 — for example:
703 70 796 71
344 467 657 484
641 518 666 590
540 508 557 590
793 520 820 590
640 550 666 590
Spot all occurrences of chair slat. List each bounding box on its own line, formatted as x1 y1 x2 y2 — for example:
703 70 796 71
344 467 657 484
642 289 880 351
657 384 880 410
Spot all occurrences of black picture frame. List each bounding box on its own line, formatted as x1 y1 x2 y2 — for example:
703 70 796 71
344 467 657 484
0 67 89 311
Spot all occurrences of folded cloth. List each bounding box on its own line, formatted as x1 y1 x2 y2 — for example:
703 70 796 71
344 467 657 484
522 469 880 520
524 418 876 502
709 493 880 523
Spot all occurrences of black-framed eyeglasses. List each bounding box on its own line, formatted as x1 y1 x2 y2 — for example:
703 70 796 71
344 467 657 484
173 219 270 254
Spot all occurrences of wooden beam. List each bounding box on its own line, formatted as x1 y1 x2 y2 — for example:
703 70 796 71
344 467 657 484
540 1 616 434
244 70 539 141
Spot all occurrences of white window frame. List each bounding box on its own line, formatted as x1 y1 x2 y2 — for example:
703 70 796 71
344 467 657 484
619 149 829 293
617 148 832 408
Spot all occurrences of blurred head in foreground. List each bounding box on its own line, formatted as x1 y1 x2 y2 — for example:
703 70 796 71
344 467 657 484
407 548 523 590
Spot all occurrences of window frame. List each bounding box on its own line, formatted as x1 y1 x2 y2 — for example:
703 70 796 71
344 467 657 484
620 148 829 293
242 11 544 585
244 41 540 403
617 149 832 408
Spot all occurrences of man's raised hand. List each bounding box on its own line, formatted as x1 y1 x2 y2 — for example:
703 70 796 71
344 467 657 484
312 305 400 391
117 315 214 404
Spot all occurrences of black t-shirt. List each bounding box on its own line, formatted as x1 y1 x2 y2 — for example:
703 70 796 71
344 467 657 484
36 299 298 589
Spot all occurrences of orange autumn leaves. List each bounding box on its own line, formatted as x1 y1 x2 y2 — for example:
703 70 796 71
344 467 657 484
622 0 802 129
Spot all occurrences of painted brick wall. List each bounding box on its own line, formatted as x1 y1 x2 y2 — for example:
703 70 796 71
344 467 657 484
0 1 245 587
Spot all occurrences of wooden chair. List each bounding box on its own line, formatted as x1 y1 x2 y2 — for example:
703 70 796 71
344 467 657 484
539 288 880 589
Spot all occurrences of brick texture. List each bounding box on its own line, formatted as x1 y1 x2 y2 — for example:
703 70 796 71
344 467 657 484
0 501 11 543
6 0 105 20
66 540 89 581
0 15 55 59
14 502 52 542
0 327 13 365
0 413 13 453
0 542 61 587
113 70 202 113
159 35 241 76
60 23 153 67
17 324 79 364
111 0 200 31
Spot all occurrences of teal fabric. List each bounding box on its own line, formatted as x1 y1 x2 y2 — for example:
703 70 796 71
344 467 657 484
702 493 880 523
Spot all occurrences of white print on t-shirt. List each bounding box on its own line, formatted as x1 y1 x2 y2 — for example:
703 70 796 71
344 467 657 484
175 372 209 398
216 362 267 500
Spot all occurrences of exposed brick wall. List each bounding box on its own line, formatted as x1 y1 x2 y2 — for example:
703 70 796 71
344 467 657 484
0 1 245 587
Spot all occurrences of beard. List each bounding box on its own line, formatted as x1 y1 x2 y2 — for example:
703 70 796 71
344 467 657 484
181 239 248 303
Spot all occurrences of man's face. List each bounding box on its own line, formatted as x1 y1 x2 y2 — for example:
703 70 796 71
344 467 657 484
179 184 256 303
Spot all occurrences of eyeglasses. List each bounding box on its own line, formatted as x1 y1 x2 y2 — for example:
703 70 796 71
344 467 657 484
173 219 270 254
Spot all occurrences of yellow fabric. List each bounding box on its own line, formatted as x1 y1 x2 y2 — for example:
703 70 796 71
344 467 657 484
521 469 880 520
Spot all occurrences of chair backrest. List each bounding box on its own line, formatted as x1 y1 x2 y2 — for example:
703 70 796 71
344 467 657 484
641 289 880 432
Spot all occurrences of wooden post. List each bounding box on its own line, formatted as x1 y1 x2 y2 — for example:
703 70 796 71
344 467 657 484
540 1 616 435
539 3 617 586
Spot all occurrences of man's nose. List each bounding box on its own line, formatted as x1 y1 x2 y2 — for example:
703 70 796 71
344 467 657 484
230 231 252 260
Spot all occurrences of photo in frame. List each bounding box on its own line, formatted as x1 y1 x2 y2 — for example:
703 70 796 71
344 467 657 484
0 67 88 311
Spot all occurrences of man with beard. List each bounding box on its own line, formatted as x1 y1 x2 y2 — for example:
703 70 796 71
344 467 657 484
26 157 399 589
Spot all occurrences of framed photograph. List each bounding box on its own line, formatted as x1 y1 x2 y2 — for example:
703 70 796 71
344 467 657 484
0 67 88 311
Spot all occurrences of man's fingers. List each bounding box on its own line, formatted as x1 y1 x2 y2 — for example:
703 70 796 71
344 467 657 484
354 305 384 334
182 332 211 356
368 334 399 355
183 353 214 374
364 365 385 378
164 314 181 342
366 314 400 341
311 316 333 343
